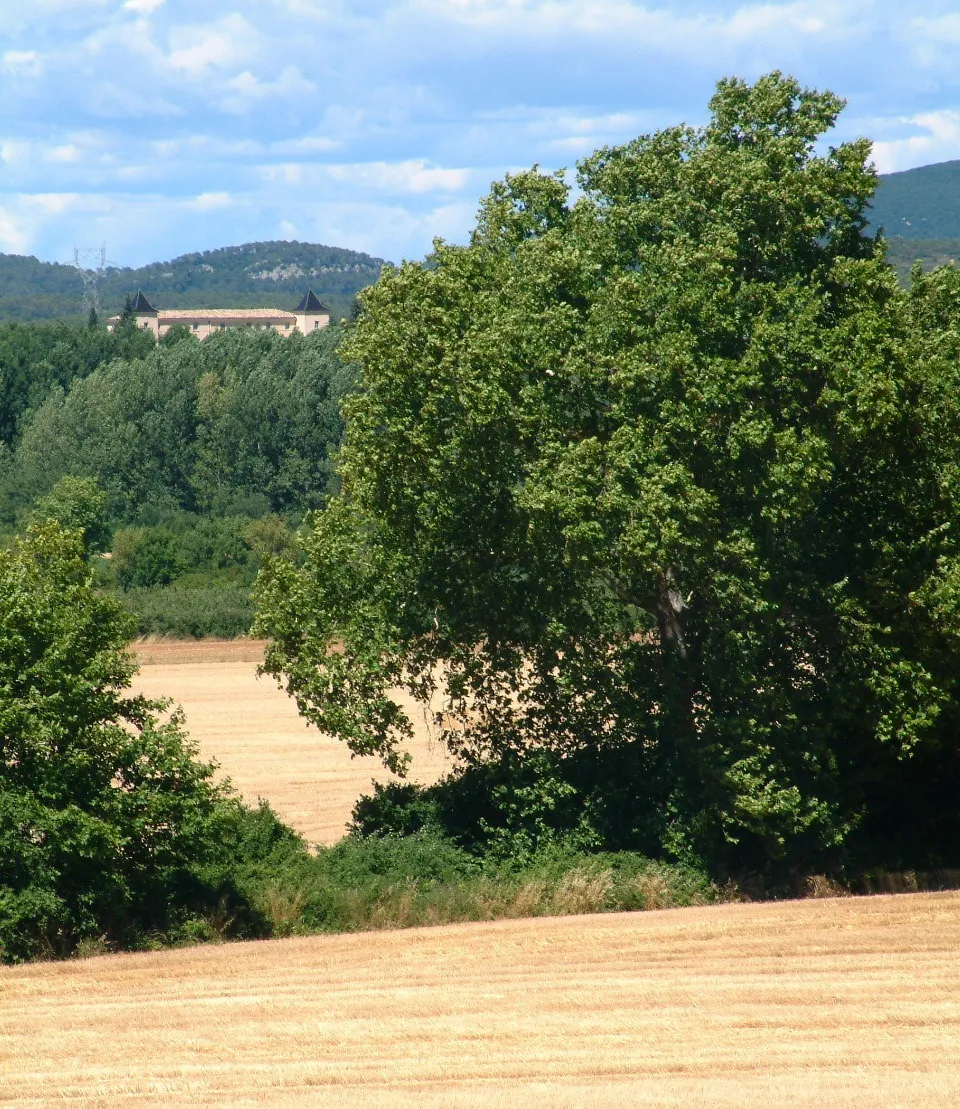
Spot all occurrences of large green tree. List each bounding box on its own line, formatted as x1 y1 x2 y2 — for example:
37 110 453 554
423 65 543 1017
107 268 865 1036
256 74 960 874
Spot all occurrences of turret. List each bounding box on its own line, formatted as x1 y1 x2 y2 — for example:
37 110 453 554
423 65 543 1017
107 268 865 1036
293 289 330 333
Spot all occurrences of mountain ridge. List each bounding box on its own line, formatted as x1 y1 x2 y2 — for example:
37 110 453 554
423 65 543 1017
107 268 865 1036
3 157 960 322
0 240 388 323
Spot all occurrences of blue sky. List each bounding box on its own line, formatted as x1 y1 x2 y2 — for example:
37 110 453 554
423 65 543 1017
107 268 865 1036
2 0 959 267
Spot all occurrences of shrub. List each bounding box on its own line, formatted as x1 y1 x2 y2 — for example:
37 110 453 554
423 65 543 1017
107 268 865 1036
120 579 254 638
114 527 184 588
0 523 272 962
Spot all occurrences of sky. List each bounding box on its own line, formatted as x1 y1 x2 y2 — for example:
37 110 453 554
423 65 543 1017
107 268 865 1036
1 0 959 268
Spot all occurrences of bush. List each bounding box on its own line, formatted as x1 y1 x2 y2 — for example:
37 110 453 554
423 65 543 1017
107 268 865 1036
120 579 254 638
234 829 720 938
0 523 273 962
114 527 184 587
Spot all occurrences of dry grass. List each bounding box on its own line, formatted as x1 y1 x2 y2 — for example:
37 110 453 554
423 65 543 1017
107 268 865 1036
131 639 452 845
1 892 959 1107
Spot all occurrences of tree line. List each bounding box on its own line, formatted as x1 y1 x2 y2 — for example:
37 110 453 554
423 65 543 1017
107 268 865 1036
0 319 353 635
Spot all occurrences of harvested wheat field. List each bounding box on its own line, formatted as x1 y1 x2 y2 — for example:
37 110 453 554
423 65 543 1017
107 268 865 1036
2 892 960 1107
132 639 452 845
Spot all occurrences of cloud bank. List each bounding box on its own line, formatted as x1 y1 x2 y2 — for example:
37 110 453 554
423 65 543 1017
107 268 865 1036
0 0 958 267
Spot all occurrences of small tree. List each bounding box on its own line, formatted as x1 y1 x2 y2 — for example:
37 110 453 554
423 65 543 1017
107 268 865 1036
30 475 110 555
0 523 240 961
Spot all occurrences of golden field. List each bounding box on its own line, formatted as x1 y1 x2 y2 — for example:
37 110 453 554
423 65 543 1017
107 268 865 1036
2 893 959 1107
131 638 451 845
3 641 959 1107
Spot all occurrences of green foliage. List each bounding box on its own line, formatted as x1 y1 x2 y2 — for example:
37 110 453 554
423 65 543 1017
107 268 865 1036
0 522 271 962
884 238 960 284
7 326 351 520
120 580 254 639
235 826 719 938
98 513 281 637
0 240 385 325
30 476 109 555
0 319 154 455
256 73 960 877
2 520 716 963
114 529 184 588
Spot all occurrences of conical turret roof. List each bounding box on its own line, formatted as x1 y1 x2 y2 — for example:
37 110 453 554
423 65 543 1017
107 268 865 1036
131 289 157 314
294 289 328 313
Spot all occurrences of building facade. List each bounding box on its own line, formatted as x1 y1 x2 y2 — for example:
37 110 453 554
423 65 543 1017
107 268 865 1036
109 289 331 340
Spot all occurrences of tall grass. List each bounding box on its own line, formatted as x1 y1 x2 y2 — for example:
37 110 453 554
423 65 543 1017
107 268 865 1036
234 822 724 940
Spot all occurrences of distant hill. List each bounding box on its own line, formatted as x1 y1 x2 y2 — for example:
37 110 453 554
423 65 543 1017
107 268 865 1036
884 236 960 282
872 160 960 240
5 160 960 322
0 241 388 323
870 161 960 281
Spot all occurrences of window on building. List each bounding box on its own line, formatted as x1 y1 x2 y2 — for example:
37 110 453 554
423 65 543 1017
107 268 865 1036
193 323 200 331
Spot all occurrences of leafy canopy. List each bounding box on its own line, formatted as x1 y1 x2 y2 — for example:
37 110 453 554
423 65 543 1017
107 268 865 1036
256 74 960 873
0 523 245 961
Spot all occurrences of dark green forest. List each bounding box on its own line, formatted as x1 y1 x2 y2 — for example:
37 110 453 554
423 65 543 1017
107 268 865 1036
871 158 960 240
0 320 353 636
0 240 386 324
868 160 960 280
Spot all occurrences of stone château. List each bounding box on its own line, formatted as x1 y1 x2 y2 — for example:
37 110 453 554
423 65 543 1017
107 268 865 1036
108 289 330 340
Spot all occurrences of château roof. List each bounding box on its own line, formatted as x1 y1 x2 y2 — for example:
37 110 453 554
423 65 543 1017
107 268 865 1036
155 308 296 321
131 289 157 314
294 289 328 313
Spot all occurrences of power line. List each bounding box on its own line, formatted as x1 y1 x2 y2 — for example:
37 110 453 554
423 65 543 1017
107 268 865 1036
73 244 110 319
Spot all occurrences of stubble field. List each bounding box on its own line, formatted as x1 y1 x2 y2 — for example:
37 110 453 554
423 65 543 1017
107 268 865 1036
2 641 959 1107
2 893 959 1107
131 638 452 845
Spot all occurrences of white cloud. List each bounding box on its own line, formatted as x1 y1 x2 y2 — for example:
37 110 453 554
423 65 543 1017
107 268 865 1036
261 159 473 195
407 0 864 55
3 50 42 76
271 135 341 155
910 14 960 45
221 65 315 113
124 0 165 13
190 191 234 211
45 144 82 163
330 160 471 194
0 206 31 254
166 14 258 77
871 110 960 174
0 141 31 165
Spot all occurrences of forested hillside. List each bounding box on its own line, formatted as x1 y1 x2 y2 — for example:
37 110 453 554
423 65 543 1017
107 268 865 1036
0 241 387 323
872 160 960 279
872 159 960 239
